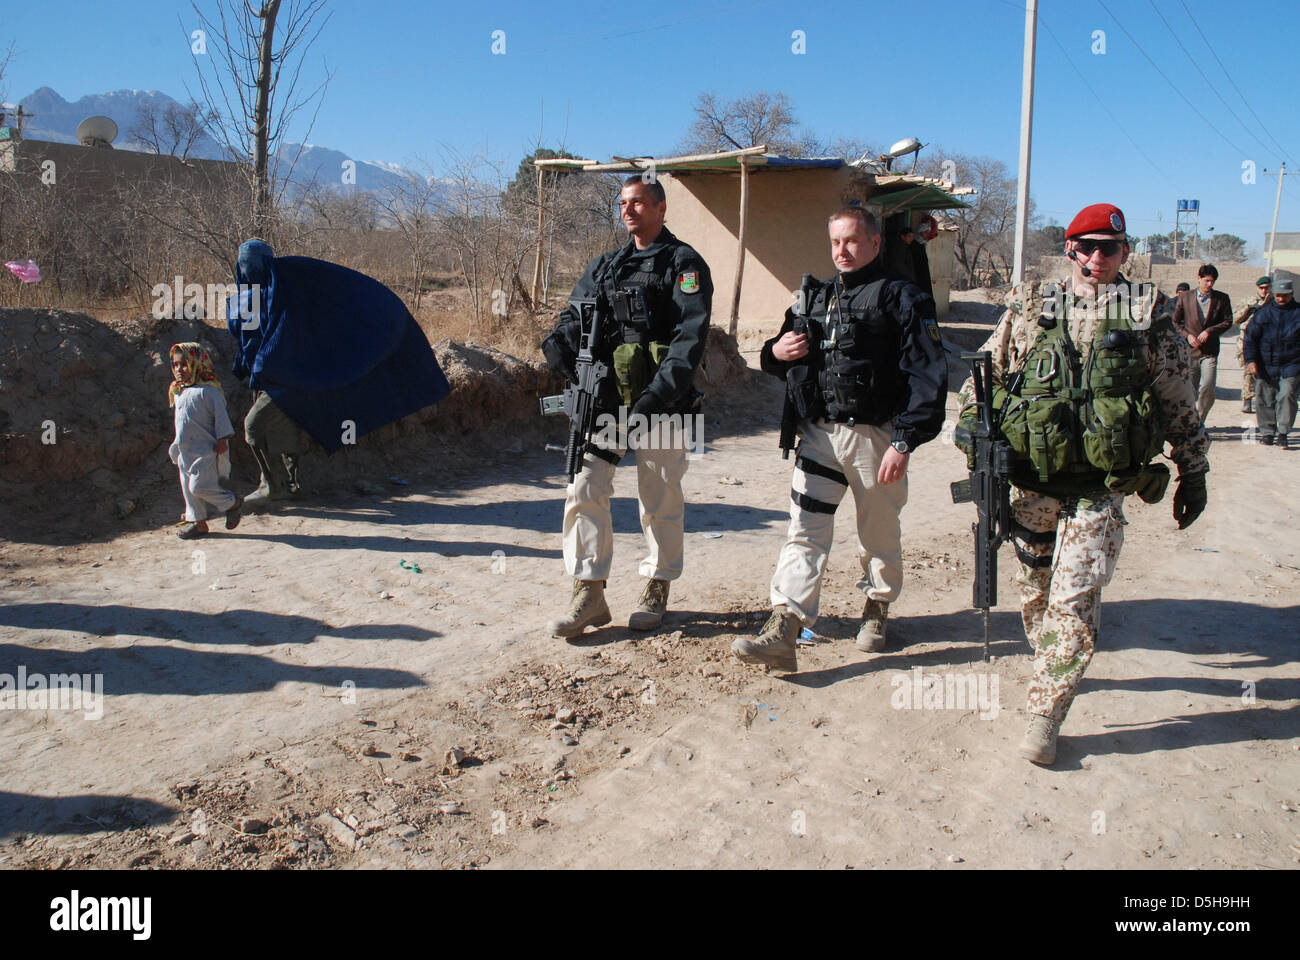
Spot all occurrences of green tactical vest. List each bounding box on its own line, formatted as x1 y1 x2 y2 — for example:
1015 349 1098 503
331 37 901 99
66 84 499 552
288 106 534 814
991 289 1170 501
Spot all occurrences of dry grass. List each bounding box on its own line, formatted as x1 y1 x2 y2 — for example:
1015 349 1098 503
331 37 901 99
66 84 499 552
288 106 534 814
3 270 576 361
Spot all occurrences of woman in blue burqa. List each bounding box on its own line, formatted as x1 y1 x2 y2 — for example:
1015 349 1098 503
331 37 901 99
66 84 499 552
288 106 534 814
227 239 451 508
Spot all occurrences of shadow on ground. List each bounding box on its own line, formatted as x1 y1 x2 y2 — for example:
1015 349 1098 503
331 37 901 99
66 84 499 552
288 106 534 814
0 791 176 842
0 640 424 696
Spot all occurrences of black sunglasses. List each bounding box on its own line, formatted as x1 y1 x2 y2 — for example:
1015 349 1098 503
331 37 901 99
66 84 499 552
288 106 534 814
1073 238 1123 257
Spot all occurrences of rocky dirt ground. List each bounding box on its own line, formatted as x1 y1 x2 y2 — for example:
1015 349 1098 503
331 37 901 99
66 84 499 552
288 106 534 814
1 292 1297 870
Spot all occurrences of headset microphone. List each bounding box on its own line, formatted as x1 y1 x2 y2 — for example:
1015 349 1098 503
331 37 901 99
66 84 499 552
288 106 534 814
1067 248 1092 277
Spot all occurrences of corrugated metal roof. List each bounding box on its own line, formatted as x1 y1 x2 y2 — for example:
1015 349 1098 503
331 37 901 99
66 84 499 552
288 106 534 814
533 145 972 209
874 184 971 213
533 145 846 173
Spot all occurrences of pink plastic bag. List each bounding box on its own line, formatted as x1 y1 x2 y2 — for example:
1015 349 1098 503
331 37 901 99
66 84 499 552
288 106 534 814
5 260 41 283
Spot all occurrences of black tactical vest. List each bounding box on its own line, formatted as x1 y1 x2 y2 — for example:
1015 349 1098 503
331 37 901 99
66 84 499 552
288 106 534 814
594 244 678 405
806 276 902 424
595 245 677 344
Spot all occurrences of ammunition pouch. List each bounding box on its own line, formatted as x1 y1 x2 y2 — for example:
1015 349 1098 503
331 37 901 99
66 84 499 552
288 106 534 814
785 363 822 423
826 369 871 412
613 339 671 407
989 295 1168 497
1132 461 1171 504
992 385 1073 484
955 404 980 468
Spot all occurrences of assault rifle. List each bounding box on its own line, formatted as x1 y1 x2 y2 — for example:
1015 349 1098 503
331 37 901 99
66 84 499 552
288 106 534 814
778 273 822 457
540 293 610 482
950 351 1014 662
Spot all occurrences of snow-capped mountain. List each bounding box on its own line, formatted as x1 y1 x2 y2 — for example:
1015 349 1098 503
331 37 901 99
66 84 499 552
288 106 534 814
10 87 448 202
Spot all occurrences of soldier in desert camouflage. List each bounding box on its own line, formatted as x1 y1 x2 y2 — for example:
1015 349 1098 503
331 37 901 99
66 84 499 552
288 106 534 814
957 203 1210 766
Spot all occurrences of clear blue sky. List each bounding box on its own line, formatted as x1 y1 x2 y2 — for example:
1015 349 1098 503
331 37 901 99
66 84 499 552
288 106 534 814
7 0 1298 253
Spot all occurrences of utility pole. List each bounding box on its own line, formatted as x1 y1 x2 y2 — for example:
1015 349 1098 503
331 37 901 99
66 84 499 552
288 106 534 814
1011 0 1038 285
1264 162 1297 276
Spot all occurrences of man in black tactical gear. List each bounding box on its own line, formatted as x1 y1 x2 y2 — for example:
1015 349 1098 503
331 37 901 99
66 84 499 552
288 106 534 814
732 206 948 673
541 176 712 639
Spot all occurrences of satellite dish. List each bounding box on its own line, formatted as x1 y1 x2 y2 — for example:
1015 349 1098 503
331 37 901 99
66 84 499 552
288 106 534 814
887 137 922 159
76 115 118 148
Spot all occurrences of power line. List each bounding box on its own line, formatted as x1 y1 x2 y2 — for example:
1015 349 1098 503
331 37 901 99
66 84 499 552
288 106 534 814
432 0 794 66
1147 0 1282 165
1177 0 1293 163
1096 0 1249 160
1032 9 1170 181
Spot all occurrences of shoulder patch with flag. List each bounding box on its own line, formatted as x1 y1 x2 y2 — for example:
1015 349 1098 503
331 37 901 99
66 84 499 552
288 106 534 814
679 271 699 294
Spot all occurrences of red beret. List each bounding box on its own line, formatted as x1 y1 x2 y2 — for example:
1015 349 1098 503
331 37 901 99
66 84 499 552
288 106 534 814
1066 203 1126 238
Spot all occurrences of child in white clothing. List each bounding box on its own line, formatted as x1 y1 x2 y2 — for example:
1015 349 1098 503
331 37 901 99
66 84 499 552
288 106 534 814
168 342 243 539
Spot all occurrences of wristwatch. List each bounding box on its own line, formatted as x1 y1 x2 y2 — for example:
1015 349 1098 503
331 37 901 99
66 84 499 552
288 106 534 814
892 440 911 454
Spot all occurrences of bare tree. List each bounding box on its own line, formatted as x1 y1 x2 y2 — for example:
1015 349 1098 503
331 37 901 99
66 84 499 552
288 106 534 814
188 0 332 236
297 179 378 233
376 170 442 312
129 99 220 160
539 170 621 301
0 42 13 107
503 147 622 305
679 91 819 156
435 148 541 329
917 148 1020 288
823 135 879 164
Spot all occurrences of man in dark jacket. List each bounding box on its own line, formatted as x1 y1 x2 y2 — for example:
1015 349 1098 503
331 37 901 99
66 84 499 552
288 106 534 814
1243 278 1300 448
540 176 712 638
1234 276 1273 413
1172 263 1233 423
731 205 947 672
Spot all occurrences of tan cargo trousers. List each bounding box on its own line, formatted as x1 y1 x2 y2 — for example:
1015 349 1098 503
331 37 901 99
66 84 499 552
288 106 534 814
769 420 907 625
562 426 690 583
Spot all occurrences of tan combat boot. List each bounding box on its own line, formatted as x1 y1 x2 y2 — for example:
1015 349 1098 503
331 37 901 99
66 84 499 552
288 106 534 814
855 599 889 652
628 578 669 632
1018 714 1060 765
731 605 801 672
547 579 612 639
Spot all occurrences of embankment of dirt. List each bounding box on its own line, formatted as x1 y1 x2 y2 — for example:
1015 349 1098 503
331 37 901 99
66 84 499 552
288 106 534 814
0 308 755 542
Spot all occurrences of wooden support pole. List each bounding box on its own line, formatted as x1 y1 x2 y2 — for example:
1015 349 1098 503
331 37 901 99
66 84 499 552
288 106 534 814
728 158 750 336
531 166 546 308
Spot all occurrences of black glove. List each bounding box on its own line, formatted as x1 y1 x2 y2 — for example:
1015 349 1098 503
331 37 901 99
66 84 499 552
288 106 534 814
628 391 666 449
541 325 579 381
1172 471 1207 530
630 391 665 419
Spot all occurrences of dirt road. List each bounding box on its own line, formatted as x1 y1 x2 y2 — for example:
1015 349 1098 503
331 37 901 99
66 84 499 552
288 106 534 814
2 311 1297 870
